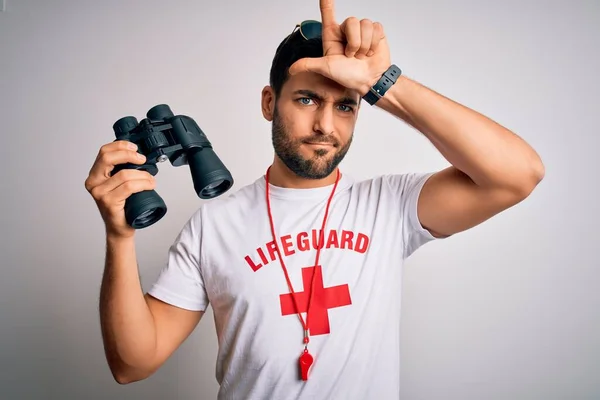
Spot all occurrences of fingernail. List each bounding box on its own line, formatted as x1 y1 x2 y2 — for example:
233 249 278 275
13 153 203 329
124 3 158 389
128 143 138 150
137 153 145 160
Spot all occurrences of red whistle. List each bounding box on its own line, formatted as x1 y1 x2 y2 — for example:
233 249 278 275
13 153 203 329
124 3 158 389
299 349 314 381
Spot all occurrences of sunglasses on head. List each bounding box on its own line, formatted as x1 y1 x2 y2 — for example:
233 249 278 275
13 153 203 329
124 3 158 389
282 20 323 46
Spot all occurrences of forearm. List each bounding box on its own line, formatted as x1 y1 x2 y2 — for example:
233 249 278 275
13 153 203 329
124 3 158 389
100 234 157 381
376 75 545 193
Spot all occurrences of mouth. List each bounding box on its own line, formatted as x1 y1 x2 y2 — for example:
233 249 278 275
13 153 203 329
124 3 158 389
303 141 336 148
304 143 335 152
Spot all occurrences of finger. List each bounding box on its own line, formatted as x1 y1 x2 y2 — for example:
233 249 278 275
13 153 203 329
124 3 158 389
355 19 374 59
93 140 139 165
90 169 155 200
103 140 138 153
288 57 331 78
93 140 142 171
98 177 156 208
367 22 384 56
319 0 336 28
86 146 146 191
86 148 146 191
340 17 361 57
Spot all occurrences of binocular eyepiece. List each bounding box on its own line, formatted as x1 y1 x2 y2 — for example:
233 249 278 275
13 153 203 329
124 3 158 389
111 104 234 229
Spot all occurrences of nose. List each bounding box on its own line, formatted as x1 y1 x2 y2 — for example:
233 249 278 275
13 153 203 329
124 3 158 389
312 103 335 136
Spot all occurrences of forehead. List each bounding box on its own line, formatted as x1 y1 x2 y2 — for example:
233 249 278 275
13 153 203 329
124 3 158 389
282 71 360 101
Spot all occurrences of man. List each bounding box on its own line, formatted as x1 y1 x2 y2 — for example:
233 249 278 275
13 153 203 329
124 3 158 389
84 1 545 398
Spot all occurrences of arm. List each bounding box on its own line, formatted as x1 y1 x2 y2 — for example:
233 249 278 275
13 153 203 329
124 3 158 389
84 140 205 383
376 75 545 237
100 234 203 384
286 3 544 237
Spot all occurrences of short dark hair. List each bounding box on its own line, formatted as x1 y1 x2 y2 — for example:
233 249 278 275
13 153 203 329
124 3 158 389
269 33 324 99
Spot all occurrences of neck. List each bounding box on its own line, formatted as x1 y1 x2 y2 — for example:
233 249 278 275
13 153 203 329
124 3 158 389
267 158 340 189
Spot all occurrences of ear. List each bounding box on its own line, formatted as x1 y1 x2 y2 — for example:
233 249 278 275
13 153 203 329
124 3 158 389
261 85 275 121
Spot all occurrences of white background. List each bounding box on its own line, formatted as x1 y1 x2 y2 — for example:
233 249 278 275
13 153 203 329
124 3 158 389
1 0 598 399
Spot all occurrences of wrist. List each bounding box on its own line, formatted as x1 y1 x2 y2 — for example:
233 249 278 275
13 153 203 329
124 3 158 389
372 75 412 119
360 75 381 98
361 64 402 106
106 230 136 246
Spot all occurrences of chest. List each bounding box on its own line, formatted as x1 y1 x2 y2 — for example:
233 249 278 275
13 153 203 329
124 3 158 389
200 198 405 328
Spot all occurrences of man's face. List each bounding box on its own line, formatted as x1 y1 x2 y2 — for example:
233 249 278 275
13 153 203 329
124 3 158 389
270 71 360 180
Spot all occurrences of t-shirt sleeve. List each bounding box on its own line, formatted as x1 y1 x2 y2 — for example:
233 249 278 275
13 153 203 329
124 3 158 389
383 172 440 259
147 207 209 311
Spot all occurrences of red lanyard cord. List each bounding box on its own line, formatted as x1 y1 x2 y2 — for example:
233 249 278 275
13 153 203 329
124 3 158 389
265 166 341 347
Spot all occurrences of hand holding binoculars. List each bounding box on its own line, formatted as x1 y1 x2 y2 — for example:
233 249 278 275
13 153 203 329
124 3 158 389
111 104 234 229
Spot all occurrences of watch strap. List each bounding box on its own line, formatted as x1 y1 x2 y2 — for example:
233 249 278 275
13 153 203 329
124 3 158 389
362 64 402 105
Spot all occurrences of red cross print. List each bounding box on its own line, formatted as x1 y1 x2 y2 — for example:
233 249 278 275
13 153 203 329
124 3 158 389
279 265 352 335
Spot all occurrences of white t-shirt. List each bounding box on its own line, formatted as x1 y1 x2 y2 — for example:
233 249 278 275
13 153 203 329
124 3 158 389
148 171 439 400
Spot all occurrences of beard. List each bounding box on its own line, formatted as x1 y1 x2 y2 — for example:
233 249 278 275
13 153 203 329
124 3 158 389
271 106 353 180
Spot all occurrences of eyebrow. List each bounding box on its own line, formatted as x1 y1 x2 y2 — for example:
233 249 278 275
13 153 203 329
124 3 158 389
293 89 359 106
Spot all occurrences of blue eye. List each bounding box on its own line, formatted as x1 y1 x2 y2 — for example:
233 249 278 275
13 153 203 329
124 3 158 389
298 97 314 105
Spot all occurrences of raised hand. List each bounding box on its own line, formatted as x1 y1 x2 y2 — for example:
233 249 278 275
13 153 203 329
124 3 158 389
84 140 156 239
288 0 392 96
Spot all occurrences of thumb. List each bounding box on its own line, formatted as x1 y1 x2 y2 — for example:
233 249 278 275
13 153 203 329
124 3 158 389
288 57 329 77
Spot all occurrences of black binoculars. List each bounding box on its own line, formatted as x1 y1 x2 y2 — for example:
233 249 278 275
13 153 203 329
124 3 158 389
111 104 234 229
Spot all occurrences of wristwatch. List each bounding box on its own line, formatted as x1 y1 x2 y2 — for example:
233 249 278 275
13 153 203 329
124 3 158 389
362 64 402 105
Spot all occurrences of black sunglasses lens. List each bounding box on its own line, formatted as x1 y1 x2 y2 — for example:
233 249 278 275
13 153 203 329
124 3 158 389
300 21 322 39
